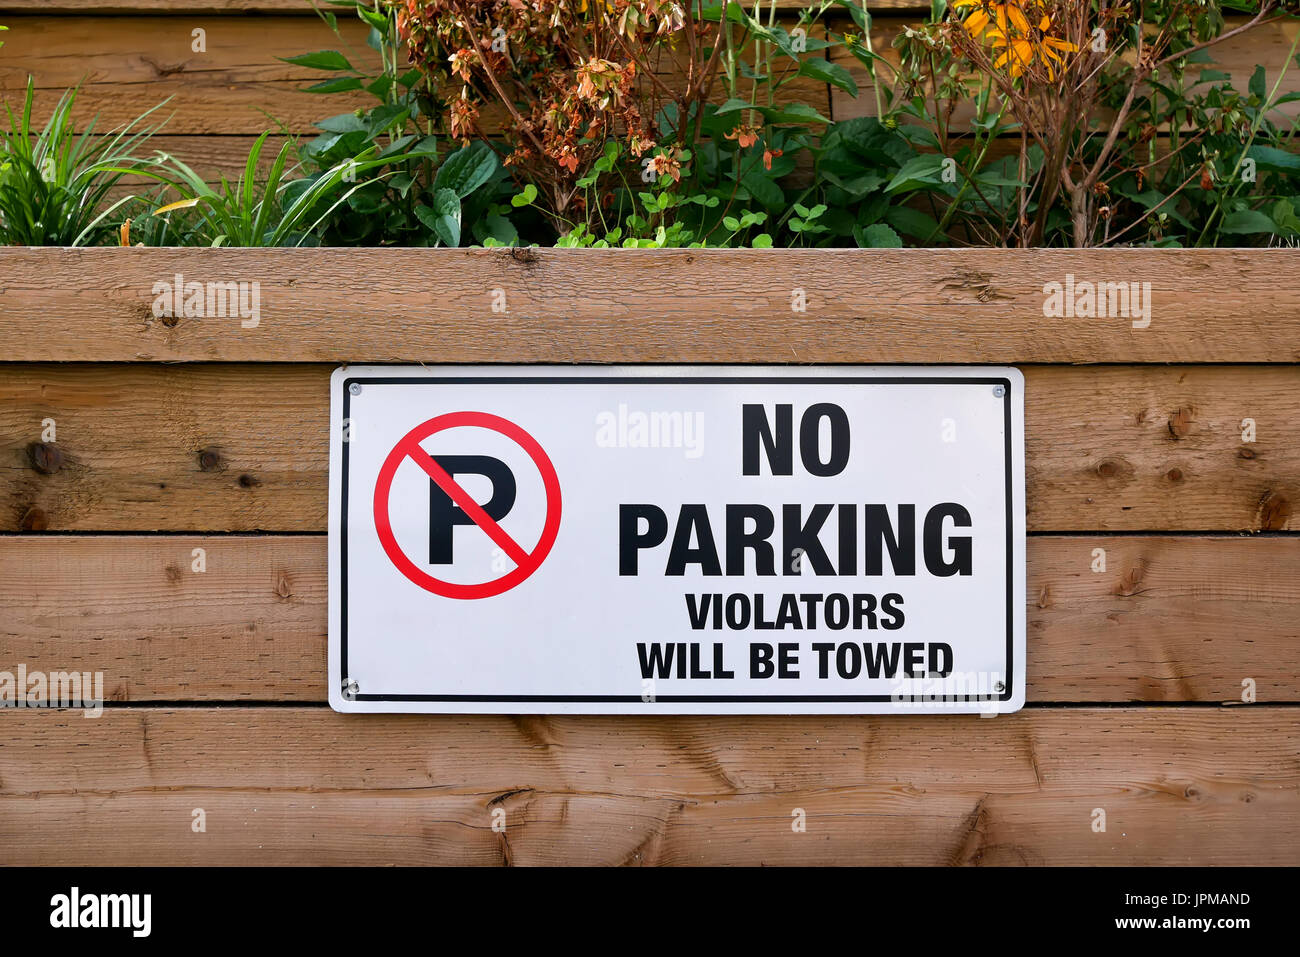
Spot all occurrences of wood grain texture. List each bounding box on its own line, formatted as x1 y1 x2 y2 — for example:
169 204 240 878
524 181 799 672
0 536 325 702
0 14 827 135
0 706 1295 864
0 15 376 135
3 248 1300 364
2 534 1296 703
1025 536 1300 703
2 363 1296 532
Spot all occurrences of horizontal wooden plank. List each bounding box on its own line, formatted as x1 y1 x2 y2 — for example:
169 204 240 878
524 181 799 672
2 363 1297 532
2 534 1296 703
2 248 1300 363
0 536 325 702
1025 536 1299 702
0 706 1294 864
0 14 827 135
0 16 375 135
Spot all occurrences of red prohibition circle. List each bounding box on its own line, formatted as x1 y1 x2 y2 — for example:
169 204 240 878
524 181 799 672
372 411 562 599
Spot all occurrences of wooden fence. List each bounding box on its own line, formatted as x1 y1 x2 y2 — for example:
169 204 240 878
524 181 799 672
1 246 1298 865
1 0 1299 867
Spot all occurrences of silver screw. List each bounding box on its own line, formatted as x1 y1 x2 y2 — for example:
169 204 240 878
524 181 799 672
348 382 362 396
994 681 1006 693
992 385 1006 398
342 678 359 699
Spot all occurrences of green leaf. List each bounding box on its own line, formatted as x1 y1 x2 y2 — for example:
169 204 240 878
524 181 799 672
715 98 753 115
764 102 832 126
796 58 858 96
364 102 409 137
415 188 462 246
305 77 365 94
366 75 395 102
357 7 389 31
885 205 942 240
433 142 498 198
884 154 947 194
478 213 518 247
854 223 902 248
1220 208 1278 235
1249 64 1266 99
1246 144 1300 175
316 112 367 133
825 117 914 166
751 232 773 248
1272 198 1300 235
1195 69 1231 85
716 100 829 125
741 171 784 207
281 50 354 71
511 183 538 207
972 169 1029 190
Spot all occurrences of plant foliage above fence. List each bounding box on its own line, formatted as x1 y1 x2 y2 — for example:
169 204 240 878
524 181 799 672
2 1 1300 248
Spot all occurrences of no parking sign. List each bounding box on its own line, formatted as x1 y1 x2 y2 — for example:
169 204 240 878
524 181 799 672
329 366 1026 714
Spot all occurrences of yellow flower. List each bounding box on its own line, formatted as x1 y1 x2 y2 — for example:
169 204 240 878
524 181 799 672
952 0 1021 39
987 12 1078 79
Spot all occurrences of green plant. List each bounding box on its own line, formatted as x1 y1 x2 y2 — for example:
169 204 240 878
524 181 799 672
0 78 171 246
393 0 854 243
142 131 401 246
285 0 513 245
652 1 914 248
408 140 502 245
862 0 1300 246
1125 38 1300 246
398 0 719 229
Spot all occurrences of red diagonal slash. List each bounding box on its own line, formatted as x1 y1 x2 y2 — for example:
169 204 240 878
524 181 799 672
399 437 531 568
372 410 561 600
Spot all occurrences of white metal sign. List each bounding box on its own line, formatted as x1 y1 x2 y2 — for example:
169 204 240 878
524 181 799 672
329 366 1025 714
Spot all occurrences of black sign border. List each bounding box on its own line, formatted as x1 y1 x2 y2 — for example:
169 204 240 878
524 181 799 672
340 374 1016 704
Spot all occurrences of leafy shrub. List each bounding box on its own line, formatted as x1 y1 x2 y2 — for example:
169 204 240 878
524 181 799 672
395 0 718 230
5 1 1300 248
855 0 1300 246
285 0 514 245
